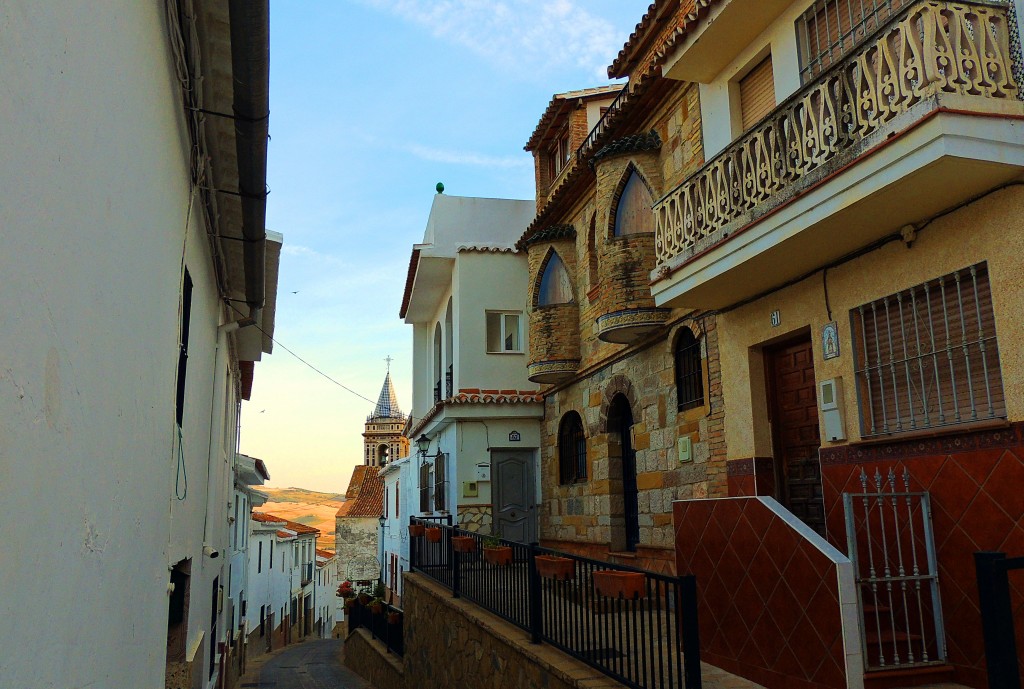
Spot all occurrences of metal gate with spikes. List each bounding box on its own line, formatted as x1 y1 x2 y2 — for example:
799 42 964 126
843 467 947 671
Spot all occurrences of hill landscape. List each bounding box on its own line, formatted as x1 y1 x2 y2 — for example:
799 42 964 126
258 487 345 551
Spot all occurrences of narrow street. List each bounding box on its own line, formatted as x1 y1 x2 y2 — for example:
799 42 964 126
240 639 376 689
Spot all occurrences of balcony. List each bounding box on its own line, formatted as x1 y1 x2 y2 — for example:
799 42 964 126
652 0 1024 310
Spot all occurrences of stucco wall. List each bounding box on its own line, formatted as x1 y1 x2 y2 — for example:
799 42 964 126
720 185 1024 462
335 516 379 583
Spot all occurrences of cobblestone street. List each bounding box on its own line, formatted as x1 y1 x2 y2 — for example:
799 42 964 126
239 639 376 689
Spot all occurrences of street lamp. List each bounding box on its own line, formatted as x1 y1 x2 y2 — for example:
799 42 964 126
416 434 430 455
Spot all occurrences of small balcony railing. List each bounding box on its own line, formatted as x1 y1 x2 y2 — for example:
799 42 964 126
654 0 1018 268
301 562 313 586
444 365 453 399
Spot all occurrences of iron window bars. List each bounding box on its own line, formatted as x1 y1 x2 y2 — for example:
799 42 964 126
797 0 914 82
558 412 587 484
851 261 1005 437
674 328 704 411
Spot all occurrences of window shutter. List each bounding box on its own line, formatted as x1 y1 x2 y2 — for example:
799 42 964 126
739 56 776 132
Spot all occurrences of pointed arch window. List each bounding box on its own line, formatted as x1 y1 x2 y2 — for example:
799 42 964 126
675 327 704 411
613 170 654 237
538 251 574 306
558 411 587 484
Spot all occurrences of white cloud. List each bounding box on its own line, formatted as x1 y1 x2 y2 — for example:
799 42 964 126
355 0 623 80
402 142 530 168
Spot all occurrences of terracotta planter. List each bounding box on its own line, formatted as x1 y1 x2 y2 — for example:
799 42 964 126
425 527 442 543
369 602 384 615
409 523 425 537
536 555 575 581
483 546 513 566
387 611 401 625
357 592 371 605
344 598 357 612
592 570 646 600
452 536 476 553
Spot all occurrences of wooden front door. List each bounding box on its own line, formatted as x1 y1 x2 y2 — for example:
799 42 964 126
766 337 826 536
492 451 537 544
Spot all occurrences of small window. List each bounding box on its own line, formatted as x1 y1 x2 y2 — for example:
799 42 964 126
613 170 654 236
852 262 1005 437
537 252 574 306
675 328 705 411
434 454 447 511
175 269 193 427
558 412 587 484
739 55 776 131
486 311 522 353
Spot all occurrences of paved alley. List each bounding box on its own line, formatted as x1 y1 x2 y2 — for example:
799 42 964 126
239 639 376 689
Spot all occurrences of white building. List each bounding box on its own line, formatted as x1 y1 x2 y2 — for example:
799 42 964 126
379 456 414 602
0 2 277 688
314 549 340 637
394 193 543 567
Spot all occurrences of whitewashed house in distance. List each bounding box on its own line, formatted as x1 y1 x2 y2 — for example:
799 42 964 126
396 192 544 552
0 2 278 688
315 549 340 637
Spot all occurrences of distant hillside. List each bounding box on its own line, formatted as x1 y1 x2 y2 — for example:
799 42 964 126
258 487 346 551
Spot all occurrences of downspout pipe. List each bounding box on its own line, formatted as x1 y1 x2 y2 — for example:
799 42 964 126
228 0 270 312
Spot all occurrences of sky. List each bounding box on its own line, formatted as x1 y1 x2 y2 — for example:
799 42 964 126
239 0 654 493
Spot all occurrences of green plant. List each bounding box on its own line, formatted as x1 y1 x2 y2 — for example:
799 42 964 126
372 580 386 599
482 529 502 549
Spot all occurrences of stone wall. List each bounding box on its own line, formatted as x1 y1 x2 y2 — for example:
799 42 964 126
345 573 627 689
335 515 378 582
457 504 492 533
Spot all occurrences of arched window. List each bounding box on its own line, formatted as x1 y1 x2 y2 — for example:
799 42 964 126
587 213 599 288
675 327 704 411
538 251 573 306
612 169 654 236
558 412 587 484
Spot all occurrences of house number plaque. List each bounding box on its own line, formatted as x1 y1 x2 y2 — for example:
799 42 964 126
508 431 521 442
770 310 781 327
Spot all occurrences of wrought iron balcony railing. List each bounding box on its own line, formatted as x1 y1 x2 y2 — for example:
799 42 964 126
654 0 1018 268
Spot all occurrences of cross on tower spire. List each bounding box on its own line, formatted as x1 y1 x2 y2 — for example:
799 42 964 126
384 355 393 373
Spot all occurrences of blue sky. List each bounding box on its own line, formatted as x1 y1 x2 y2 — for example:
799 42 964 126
240 0 653 492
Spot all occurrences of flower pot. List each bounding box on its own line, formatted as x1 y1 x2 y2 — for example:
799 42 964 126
357 592 371 605
483 546 513 566
425 527 442 543
592 570 646 600
452 536 476 553
344 598 357 612
387 611 401 625
369 602 384 615
536 555 575 581
409 523 426 537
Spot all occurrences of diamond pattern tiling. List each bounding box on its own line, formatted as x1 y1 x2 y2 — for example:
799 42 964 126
782 546 823 602
926 459 979 520
749 610 786 666
955 448 1002 486
959 488 1015 548
788 611 829 679
766 579 803 636
983 450 1024 516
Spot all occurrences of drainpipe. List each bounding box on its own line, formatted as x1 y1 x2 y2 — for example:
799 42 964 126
227 0 270 313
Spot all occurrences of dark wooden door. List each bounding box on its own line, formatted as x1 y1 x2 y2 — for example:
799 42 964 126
493 451 536 543
609 395 639 552
767 338 826 536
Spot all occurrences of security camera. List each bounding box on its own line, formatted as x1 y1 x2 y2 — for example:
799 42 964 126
203 545 220 559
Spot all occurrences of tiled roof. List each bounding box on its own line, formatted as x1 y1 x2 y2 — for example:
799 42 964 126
253 511 319 536
525 84 623 151
591 130 662 166
609 0 722 79
276 529 294 539
519 224 575 250
285 519 320 536
371 372 403 419
456 245 518 254
252 512 286 525
407 389 543 438
608 1 666 78
316 549 335 558
337 465 384 519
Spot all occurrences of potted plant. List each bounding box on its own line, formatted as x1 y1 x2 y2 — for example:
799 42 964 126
369 598 385 615
336 580 354 598
482 534 512 566
344 598 357 613
357 591 372 605
592 570 646 599
535 555 575 580
387 610 402 625
409 522 426 537
425 526 442 543
451 535 476 553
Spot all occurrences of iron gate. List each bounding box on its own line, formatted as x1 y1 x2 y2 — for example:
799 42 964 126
843 467 947 671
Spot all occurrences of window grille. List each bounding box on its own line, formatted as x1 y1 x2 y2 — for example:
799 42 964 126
797 0 912 82
558 412 587 484
434 453 447 511
419 461 430 512
675 328 705 411
852 262 1004 437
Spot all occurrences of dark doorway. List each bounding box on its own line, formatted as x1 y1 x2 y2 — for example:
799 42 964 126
766 336 826 536
492 451 537 543
608 394 639 551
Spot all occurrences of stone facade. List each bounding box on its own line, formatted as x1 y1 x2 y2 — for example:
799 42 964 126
457 504 493 533
335 516 378 582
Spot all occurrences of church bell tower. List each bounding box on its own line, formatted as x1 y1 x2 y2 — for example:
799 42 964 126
363 362 409 467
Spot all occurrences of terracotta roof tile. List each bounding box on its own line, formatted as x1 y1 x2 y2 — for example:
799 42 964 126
316 549 335 558
252 512 286 524
337 465 384 519
518 224 576 250
524 85 623 151
591 130 662 166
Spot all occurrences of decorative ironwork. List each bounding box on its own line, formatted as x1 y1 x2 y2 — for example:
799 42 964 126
843 468 946 671
444 365 453 399
654 0 1019 267
410 519 703 689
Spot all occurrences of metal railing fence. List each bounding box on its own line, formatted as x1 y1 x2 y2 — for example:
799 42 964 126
347 598 404 656
410 518 702 689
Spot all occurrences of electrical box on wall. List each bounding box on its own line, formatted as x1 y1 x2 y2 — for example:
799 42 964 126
819 377 847 442
475 463 491 482
677 436 693 463
462 481 479 498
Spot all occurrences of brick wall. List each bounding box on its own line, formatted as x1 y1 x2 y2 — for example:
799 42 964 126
527 238 581 369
